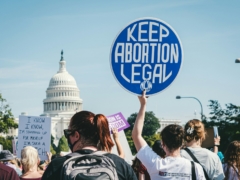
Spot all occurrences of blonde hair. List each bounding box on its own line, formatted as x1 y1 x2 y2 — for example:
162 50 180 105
21 146 39 172
184 119 206 143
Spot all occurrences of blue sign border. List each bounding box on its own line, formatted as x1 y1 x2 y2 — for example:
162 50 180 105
110 17 184 96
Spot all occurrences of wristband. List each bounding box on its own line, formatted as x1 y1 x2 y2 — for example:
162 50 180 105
214 144 219 147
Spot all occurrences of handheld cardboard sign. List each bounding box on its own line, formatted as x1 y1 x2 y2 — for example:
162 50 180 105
202 127 220 148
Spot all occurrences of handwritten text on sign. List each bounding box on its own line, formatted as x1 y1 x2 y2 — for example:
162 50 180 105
107 112 130 133
17 116 51 160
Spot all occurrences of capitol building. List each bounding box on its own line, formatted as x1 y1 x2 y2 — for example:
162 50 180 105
12 51 83 144
8 51 133 163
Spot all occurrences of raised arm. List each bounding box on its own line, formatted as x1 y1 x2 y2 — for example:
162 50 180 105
132 90 148 151
112 128 125 158
213 136 220 153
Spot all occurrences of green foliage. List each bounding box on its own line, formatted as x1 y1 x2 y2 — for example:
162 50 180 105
0 93 18 134
125 111 160 136
144 133 160 147
0 136 13 152
125 130 136 155
202 100 240 152
50 144 56 155
125 111 160 155
57 135 69 153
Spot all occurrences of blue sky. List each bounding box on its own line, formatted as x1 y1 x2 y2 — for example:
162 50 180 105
0 1 240 124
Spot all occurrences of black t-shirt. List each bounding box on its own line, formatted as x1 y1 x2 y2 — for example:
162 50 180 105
42 149 137 180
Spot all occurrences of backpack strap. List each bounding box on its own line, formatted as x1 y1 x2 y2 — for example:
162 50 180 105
191 161 196 180
184 148 210 180
92 151 117 168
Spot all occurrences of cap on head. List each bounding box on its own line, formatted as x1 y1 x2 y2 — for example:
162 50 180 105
0 150 16 161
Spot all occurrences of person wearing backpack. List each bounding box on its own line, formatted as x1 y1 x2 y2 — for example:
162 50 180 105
42 111 137 180
180 119 225 180
132 90 206 180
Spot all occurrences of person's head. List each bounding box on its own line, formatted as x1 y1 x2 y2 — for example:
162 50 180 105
224 141 240 168
160 124 184 153
21 146 40 172
64 111 114 152
0 150 16 162
152 140 166 158
184 119 206 143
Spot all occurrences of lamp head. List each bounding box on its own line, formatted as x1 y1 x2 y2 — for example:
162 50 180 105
176 96 181 99
235 58 240 63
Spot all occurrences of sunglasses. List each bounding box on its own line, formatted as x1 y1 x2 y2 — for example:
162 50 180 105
63 129 74 138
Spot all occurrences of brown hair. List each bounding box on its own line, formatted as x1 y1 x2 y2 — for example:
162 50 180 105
184 119 206 143
70 111 114 152
224 141 240 180
160 124 184 152
152 140 166 158
94 114 114 152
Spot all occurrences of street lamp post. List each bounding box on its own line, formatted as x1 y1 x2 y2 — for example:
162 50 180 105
176 96 204 120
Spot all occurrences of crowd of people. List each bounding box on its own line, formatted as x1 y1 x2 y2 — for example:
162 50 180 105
0 91 239 179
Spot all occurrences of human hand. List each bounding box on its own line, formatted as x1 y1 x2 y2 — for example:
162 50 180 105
112 128 119 140
214 136 220 145
138 90 148 106
47 152 52 162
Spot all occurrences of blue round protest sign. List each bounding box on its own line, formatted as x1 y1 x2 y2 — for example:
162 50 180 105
110 17 183 96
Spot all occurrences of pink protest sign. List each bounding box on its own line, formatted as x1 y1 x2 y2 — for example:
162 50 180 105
107 112 130 133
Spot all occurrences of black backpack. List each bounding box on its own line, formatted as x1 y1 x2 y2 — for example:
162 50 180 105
60 151 119 180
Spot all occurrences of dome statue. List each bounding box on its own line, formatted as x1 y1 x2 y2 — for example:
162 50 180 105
42 51 83 118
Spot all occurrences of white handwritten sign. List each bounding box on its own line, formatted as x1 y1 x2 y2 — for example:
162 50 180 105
17 116 51 160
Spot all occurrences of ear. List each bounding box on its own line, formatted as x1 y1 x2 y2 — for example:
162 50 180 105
161 141 165 147
73 131 80 140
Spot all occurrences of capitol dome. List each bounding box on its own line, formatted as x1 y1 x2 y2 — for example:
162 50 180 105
42 51 83 117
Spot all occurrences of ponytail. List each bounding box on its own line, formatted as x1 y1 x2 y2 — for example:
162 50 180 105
94 114 114 152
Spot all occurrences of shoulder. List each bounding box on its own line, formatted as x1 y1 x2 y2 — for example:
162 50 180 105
0 163 20 180
0 163 13 172
105 153 132 168
0 163 17 174
105 153 137 180
202 148 222 164
137 145 155 159
42 156 67 180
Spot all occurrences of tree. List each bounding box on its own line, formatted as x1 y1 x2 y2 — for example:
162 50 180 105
50 134 57 155
125 111 160 154
125 111 160 136
202 100 240 152
0 93 18 133
0 136 13 152
57 135 69 153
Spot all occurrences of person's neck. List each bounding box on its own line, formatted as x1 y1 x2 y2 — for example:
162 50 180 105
186 140 201 148
82 146 98 151
23 166 38 175
74 146 98 152
166 148 181 157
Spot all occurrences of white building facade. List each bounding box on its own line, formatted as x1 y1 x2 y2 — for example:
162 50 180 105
10 51 83 144
6 51 133 162
157 118 182 132
40 51 83 143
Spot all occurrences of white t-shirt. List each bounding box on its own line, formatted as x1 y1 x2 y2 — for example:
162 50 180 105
180 147 225 180
222 163 240 180
137 145 206 180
